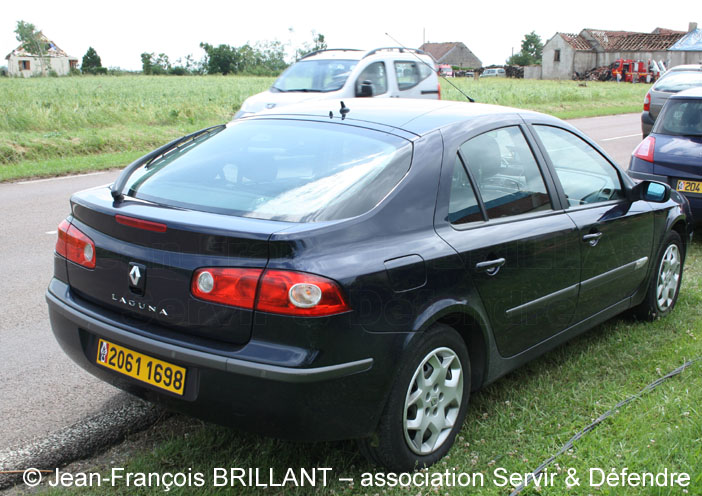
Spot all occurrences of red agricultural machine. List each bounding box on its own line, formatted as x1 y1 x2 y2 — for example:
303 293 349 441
610 59 661 83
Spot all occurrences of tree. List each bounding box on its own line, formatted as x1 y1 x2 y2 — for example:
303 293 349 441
199 43 240 75
14 20 49 76
81 47 102 74
506 31 544 66
140 52 170 75
295 31 327 60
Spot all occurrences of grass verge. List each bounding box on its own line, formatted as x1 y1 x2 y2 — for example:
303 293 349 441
39 239 702 495
1 76 648 182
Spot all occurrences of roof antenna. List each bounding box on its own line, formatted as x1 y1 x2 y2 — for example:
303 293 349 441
339 101 350 120
385 32 475 103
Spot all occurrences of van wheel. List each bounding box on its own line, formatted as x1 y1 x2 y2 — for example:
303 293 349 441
359 324 470 471
634 231 683 320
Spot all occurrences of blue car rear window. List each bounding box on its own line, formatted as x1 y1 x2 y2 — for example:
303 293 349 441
124 120 412 222
654 99 702 137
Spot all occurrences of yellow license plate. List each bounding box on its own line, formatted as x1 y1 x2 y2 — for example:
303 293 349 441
677 179 702 194
96 339 186 395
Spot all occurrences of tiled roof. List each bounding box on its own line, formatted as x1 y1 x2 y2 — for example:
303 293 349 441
5 32 74 59
420 42 459 61
583 29 683 51
559 33 591 50
652 27 686 35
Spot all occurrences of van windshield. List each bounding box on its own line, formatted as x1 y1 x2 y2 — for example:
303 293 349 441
124 120 412 223
272 59 358 92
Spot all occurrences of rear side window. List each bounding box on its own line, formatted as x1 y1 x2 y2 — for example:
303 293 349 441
534 125 624 206
394 61 432 90
125 120 412 223
654 99 702 136
459 126 551 219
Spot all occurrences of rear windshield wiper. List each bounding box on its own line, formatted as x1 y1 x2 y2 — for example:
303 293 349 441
110 124 226 201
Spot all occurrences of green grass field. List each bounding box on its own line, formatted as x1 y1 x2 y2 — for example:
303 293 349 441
42 239 702 496
0 75 649 182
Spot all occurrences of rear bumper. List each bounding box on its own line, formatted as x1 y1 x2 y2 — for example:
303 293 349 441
47 278 405 441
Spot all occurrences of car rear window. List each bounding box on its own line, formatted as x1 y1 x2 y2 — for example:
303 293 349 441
124 120 412 223
654 99 702 136
654 71 702 93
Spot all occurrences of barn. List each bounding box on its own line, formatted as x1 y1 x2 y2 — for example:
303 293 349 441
540 23 701 80
419 42 482 69
5 33 78 77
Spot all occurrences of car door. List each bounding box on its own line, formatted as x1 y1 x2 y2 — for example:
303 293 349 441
530 124 654 322
435 123 582 357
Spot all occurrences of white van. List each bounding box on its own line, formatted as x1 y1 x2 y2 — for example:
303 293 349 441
234 48 440 118
480 68 506 78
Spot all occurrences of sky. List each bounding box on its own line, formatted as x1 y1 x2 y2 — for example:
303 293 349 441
1 0 699 70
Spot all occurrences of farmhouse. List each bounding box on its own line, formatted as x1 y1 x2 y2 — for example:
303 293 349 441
5 33 78 77
420 42 482 69
541 22 702 80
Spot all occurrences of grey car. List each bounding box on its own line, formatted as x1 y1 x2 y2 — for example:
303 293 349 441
641 64 702 137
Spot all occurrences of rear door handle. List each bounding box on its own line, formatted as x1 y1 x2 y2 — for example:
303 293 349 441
583 232 603 246
475 258 506 275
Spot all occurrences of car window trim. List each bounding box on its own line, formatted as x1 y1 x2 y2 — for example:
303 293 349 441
449 206 570 232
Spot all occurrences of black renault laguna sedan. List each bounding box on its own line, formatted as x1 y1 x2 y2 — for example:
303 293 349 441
47 99 693 471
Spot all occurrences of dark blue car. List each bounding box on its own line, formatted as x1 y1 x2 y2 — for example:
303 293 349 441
630 87 702 222
47 99 693 471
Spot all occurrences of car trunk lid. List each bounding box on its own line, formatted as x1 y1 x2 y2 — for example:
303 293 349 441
653 134 702 178
64 185 289 346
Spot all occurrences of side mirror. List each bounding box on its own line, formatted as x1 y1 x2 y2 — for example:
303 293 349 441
356 80 374 97
631 180 671 203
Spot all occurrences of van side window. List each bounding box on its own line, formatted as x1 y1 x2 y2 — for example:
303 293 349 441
355 62 388 96
394 61 431 90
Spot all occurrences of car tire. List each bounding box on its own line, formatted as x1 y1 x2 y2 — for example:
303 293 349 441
359 323 470 471
634 231 684 321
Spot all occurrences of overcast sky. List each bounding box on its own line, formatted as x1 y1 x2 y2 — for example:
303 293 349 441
1 0 698 70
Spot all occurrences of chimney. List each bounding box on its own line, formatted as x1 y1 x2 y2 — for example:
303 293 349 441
690 22 698 32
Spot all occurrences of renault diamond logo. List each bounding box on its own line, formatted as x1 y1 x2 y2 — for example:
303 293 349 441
128 262 147 294
129 265 141 286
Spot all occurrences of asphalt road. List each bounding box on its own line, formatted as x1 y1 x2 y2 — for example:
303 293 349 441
0 113 644 473
567 112 643 168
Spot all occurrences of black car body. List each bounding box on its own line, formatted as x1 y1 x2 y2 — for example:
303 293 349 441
630 87 702 222
47 99 693 470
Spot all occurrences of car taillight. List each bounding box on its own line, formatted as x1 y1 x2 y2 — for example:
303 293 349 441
643 91 651 112
191 268 350 316
191 268 262 309
256 270 350 316
56 219 96 269
633 136 655 163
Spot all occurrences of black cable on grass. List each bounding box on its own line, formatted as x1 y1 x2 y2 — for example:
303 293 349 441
509 357 701 496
